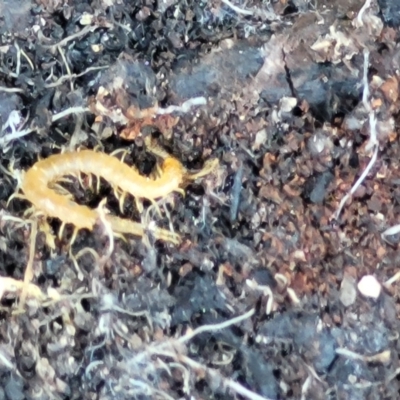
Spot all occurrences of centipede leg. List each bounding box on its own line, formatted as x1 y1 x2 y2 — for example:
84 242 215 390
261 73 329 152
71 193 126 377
0 215 30 226
17 218 39 308
113 186 122 204
152 163 163 179
38 219 56 250
1 215 36 238
174 188 186 198
110 148 129 163
135 198 144 214
77 172 85 191
69 248 85 281
148 199 162 218
93 144 104 153
113 232 128 243
87 173 93 191
58 221 66 241
23 206 37 218
162 201 175 234
7 192 27 207
152 226 181 245
69 227 79 248
56 176 75 185
51 184 74 200
119 191 127 214
120 150 128 164
96 175 100 194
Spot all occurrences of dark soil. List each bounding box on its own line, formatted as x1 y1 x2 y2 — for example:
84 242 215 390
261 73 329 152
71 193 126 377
1 0 400 399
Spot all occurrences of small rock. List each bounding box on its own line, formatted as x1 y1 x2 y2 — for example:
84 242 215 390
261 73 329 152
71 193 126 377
357 275 382 299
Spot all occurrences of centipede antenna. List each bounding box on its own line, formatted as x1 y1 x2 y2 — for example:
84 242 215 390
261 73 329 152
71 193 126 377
58 221 66 241
187 158 219 180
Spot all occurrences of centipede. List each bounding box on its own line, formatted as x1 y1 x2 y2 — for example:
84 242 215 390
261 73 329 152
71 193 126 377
12 139 218 246
11 141 182 246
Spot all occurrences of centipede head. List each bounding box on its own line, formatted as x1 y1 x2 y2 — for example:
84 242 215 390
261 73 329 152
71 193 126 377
180 158 219 190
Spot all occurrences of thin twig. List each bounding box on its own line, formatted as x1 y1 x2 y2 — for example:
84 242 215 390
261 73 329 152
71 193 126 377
0 67 35 85
51 106 90 122
41 25 97 50
14 42 21 76
19 219 37 308
384 270 400 286
58 45 74 92
230 161 243 223
336 347 390 364
220 0 254 16
96 198 115 260
332 50 379 220
0 87 24 93
20 48 34 71
44 65 108 89
0 106 90 148
181 355 274 400
156 96 207 115
333 144 378 220
177 308 255 344
0 276 44 302
355 0 372 27
1 128 34 144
